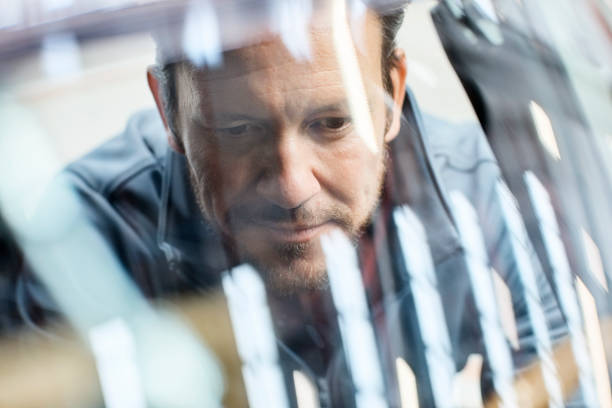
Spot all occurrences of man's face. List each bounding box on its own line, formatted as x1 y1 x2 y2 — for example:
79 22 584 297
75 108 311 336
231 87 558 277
152 10 405 293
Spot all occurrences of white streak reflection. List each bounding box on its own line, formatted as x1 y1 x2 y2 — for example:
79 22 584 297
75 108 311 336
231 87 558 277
222 264 289 408
451 354 484 408
529 101 561 161
581 228 608 292
576 277 612 408
331 0 378 153
492 269 519 350
473 0 500 23
395 358 419 408
450 191 518 408
89 318 146 408
182 0 222 68
393 206 456 408
271 0 313 60
495 181 563 408
321 230 387 408
41 32 82 79
349 0 368 54
524 171 598 406
293 370 320 408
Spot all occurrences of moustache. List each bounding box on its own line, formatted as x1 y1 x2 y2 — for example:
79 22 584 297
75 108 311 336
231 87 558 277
224 201 352 230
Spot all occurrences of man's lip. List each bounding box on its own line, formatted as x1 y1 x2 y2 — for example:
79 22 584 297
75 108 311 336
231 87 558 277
249 221 331 242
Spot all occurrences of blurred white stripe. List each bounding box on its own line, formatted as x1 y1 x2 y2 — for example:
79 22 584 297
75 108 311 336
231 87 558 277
396 358 419 408
393 205 456 408
222 264 289 408
331 0 378 153
495 181 564 408
321 230 388 408
293 370 320 408
450 191 518 408
524 171 599 406
576 277 612 408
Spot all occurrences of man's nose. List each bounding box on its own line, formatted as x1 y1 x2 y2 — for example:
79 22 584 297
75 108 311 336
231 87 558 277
256 135 321 210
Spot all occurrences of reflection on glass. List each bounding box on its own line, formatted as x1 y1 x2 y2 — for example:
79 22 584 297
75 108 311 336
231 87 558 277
222 265 289 408
393 205 455 407
321 230 386 408
494 181 563 408
271 0 313 60
450 191 518 408
89 318 146 408
529 101 561 161
491 269 519 351
524 171 598 406
451 354 483 408
1 1 612 407
41 32 82 79
331 0 378 153
182 0 222 68
0 97 147 332
472 0 499 23
395 357 419 408
293 370 320 408
581 228 609 292
576 277 612 408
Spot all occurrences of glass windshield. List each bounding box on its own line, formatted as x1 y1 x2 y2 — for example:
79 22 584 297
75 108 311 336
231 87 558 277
1 1 611 407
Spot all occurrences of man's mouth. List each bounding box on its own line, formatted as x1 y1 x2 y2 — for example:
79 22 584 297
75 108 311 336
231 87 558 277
249 220 333 243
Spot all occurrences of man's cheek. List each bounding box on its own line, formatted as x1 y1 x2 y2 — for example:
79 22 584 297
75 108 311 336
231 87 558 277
214 161 260 225
218 160 255 199
187 149 228 226
339 154 381 200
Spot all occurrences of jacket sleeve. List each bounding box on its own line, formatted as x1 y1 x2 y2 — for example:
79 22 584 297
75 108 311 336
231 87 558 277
7 152 168 334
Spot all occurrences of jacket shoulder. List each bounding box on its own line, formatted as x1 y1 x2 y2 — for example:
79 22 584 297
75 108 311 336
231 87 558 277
423 113 497 172
65 109 168 196
57 109 173 295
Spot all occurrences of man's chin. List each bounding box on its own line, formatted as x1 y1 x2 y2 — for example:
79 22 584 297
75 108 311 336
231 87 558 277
242 245 330 295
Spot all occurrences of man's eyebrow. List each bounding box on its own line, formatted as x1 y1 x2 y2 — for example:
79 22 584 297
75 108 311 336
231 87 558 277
304 101 351 117
190 98 373 127
191 112 265 127
305 98 377 118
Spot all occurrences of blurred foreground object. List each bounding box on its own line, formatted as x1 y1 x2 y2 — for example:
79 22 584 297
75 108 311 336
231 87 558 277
0 95 230 408
0 291 246 408
0 295 603 408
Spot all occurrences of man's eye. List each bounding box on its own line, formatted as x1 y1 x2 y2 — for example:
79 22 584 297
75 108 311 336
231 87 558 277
218 124 259 137
309 117 351 133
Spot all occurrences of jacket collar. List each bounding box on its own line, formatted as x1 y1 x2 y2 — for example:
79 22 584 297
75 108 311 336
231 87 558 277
157 149 230 286
386 88 461 264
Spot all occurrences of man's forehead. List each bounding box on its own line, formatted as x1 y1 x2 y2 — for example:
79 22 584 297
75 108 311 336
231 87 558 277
181 55 352 124
201 38 336 81
177 38 346 119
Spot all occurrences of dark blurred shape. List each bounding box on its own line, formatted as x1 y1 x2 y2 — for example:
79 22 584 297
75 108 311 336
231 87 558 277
433 1 612 404
432 0 612 306
0 212 23 332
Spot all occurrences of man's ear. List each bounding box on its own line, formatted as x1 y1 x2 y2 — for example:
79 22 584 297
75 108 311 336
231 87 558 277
384 49 407 143
146 66 185 154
